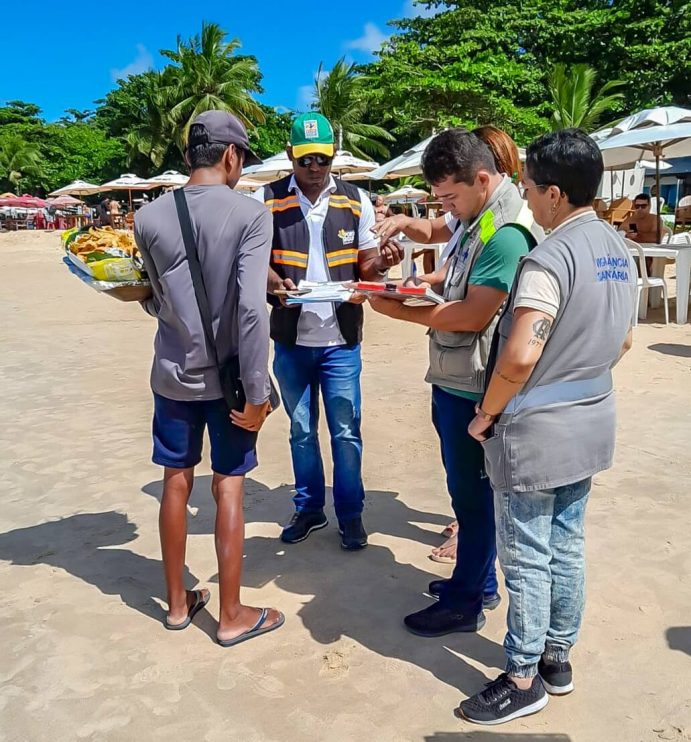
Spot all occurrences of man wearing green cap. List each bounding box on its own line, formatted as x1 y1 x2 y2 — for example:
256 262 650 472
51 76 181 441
253 113 402 550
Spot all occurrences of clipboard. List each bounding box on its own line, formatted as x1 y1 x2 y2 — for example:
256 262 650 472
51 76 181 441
349 281 445 306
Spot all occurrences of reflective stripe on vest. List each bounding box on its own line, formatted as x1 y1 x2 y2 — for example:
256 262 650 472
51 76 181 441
267 196 301 213
326 247 358 268
504 371 613 414
272 249 309 268
328 194 361 217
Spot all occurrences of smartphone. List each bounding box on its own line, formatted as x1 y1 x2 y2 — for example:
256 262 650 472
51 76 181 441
630 223 638 233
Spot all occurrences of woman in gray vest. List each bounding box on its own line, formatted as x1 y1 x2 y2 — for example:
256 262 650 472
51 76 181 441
460 129 636 725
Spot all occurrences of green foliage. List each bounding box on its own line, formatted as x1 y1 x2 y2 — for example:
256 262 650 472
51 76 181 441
247 105 293 159
0 101 43 127
313 58 395 159
161 21 265 150
547 64 625 131
39 124 127 193
363 0 690 147
0 132 43 193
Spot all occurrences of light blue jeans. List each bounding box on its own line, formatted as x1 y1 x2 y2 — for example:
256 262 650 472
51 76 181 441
495 478 592 678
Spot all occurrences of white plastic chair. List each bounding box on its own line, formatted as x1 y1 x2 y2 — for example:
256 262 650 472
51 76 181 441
625 238 669 325
668 231 691 245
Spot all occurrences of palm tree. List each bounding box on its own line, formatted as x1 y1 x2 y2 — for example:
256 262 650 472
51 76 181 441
125 73 175 169
313 58 395 159
0 133 43 193
162 22 265 151
547 64 625 132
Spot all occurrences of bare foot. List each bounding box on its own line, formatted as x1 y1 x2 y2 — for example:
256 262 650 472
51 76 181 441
217 605 283 643
167 588 210 627
429 534 457 562
441 520 459 539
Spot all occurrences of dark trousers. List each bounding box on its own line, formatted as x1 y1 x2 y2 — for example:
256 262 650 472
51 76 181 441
431 386 498 615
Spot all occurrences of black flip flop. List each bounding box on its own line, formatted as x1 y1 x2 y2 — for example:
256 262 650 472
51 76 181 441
164 589 210 631
217 608 285 648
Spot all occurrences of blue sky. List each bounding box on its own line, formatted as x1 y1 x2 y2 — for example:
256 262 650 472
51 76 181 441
0 0 434 122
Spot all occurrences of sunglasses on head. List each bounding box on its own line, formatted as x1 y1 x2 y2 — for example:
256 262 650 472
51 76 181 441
296 154 332 168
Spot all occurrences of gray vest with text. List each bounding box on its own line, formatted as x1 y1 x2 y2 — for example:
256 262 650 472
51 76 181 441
482 213 637 493
426 177 535 395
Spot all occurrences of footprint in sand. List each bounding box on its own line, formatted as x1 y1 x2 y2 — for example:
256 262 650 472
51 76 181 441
319 650 349 679
217 660 286 697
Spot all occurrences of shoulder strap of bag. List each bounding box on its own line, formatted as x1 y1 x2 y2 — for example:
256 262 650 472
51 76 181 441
173 188 219 365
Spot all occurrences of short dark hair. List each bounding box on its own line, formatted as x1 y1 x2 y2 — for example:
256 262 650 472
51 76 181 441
187 123 232 169
634 192 651 203
525 129 604 207
421 129 497 185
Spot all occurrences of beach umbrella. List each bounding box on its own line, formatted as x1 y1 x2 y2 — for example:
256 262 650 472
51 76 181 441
97 173 155 210
49 179 101 197
48 195 84 208
382 185 430 203
243 150 380 182
596 106 691 240
144 170 190 188
369 133 527 181
0 194 48 208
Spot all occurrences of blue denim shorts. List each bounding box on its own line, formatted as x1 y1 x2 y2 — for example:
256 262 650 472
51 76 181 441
152 393 257 476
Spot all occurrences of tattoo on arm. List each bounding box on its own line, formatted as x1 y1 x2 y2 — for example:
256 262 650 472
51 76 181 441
494 368 527 384
530 318 552 346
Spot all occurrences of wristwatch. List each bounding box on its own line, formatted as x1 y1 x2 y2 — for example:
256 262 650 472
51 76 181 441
475 404 496 422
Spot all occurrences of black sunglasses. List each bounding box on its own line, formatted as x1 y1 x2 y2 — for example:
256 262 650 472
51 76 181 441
296 154 332 168
634 203 648 209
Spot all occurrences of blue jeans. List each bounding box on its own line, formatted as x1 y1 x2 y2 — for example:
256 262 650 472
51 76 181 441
273 343 364 523
495 478 592 678
431 387 498 615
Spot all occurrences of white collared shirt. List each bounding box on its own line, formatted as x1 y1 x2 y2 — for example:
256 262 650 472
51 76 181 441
254 175 377 346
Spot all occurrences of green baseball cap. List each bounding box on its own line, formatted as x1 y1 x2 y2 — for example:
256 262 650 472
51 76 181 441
290 113 335 159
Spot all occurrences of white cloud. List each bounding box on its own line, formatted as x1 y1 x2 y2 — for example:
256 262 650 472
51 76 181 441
402 0 439 18
110 44 154 82
345 22 388 54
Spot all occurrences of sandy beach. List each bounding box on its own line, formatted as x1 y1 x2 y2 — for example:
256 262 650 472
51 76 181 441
0 230 689 742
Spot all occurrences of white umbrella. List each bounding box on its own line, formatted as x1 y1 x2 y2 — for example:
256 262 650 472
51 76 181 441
383 185 430 203
243 150 379 182
49 179 101 197
243 152 292 182
144 170 189 188
98 173 155 210
368 135 436 180
596 106 691 239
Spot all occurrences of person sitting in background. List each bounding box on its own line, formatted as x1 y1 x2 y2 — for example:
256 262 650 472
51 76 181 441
620 193 663 243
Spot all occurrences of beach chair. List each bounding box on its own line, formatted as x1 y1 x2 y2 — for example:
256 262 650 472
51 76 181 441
603 198 633 227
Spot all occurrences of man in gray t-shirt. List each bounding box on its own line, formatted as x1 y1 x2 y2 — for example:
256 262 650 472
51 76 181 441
134 111 284 646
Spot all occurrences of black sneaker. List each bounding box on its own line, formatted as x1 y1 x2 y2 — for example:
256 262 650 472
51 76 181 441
427 579 502 611
404 601 486 637
280 511 328 544
538 655 574 695
339 517 368 551
458 673 548 725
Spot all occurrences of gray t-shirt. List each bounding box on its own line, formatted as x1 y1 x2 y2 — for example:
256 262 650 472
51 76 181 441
134 184 273 404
